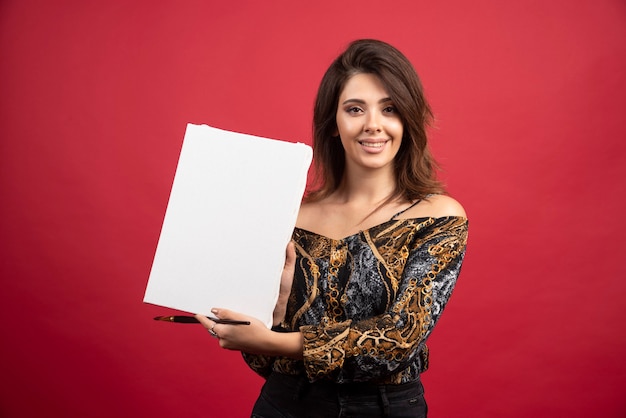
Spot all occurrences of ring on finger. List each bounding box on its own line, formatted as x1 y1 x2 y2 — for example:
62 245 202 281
208 324 218 338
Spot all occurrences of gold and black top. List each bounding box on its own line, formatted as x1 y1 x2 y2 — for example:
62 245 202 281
243 216 468 384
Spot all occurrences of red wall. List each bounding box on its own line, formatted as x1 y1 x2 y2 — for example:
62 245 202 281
1 1 625 417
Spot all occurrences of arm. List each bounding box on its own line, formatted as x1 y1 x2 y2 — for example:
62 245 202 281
272 240 296 327
300 217 468 382
194 310 303 357
195 241 303 374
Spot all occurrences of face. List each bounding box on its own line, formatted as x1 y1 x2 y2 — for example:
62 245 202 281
335 72 403 173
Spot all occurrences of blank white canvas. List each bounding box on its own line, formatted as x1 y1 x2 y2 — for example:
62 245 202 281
144 124 312 327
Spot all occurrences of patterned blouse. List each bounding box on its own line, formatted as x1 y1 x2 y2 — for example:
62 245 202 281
243 215 468 384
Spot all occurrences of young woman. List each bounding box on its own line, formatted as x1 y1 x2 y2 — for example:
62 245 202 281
196 39 468 418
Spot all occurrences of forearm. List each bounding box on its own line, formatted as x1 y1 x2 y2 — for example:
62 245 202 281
196 310 303 359
263 330 303 359
235 328 303 359
241 330 303 378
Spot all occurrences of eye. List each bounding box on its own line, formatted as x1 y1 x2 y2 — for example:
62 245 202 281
346 106 363 114
383 105 397 114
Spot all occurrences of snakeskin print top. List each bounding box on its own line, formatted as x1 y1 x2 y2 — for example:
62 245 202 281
243 215 468 384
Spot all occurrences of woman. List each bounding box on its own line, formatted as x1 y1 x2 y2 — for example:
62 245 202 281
196 39 468 417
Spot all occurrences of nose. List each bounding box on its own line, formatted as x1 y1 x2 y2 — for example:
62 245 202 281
364 111 382 133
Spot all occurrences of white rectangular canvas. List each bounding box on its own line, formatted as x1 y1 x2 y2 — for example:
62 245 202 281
144 124 312 327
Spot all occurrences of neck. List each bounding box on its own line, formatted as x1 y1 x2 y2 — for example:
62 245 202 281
334 165 398 205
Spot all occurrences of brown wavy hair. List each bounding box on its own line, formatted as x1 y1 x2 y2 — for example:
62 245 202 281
306 39 445 203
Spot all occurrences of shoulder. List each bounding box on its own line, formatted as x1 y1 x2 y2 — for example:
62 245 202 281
298 200 321 216
296 200 324 229
402 194 467 219
427 194 467 218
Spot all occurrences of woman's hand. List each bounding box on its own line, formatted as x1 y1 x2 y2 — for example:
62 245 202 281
195 309 302 358
195 309 269 353
193 241 300 357
273 241 296 327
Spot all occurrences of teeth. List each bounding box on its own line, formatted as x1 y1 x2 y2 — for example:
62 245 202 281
360 142 385 148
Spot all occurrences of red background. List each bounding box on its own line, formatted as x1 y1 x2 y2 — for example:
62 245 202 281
1 1 625 417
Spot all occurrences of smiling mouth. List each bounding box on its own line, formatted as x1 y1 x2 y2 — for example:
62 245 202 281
358 140 388 148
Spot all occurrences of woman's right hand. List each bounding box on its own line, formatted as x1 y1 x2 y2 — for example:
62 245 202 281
273 240 296 327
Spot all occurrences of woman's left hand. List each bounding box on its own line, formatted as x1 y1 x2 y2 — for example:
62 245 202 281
195 309 303 358
195 309 267 352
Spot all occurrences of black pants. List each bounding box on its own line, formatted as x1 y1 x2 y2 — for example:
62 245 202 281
251 372 428 418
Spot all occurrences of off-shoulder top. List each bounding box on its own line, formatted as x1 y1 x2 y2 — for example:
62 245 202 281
243 215 468 384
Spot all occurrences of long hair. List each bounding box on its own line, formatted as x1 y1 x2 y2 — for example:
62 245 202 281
306 39 445 203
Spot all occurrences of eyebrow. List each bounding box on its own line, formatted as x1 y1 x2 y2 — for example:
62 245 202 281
341 97 393 105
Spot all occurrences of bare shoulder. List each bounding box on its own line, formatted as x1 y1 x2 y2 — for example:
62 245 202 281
429 194 466 217
296 201 322 229
402 194 467 219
